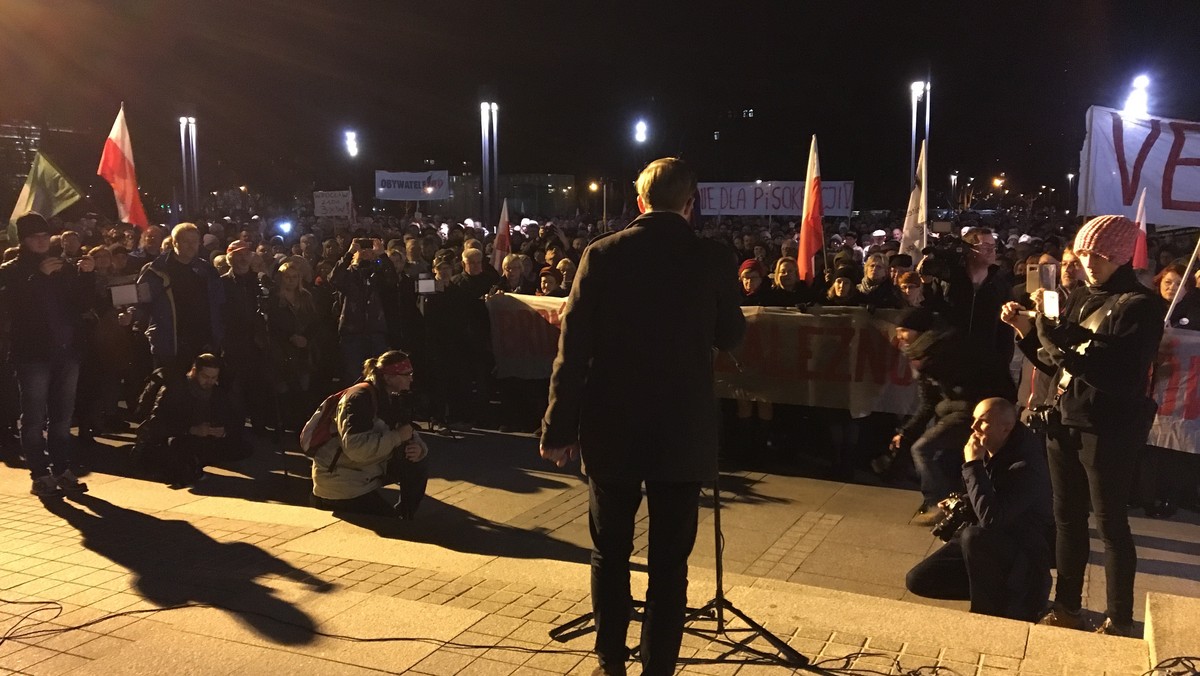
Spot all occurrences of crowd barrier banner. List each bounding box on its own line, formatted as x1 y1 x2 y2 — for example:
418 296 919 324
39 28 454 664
488 293 568 379
1079 105 1200 229
487 296 913 414
712 307 915 416
1147 328 1200 454
313 190 352 217
374 170 449 201
696 180 854 218
488 296 1199 454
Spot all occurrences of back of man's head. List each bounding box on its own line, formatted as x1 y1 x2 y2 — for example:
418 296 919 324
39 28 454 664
635 158 696 213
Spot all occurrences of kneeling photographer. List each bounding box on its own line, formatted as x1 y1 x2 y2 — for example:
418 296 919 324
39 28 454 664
905 398 1053 621
310 350 429 519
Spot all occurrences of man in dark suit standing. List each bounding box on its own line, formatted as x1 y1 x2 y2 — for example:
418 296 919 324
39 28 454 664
541 158 746 676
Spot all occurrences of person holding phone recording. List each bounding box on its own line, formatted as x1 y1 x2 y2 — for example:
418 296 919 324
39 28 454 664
1000 215 1165 636
0 213 96 497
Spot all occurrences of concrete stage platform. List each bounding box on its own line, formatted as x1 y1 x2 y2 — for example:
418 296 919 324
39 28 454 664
1 426 1197 674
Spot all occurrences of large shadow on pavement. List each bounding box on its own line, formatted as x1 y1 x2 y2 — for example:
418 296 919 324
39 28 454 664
334 495 603 567
44 494 330 645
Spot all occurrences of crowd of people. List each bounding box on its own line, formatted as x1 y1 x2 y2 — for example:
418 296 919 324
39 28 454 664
2 185 1198 644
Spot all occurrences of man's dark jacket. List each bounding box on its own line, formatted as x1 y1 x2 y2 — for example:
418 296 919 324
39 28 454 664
928 265 1014 368
137 375 242 447
330 252 395 337
960 422 1054 620
1018 264 1165 433
899 327 1018 438
541 211 746 482
0 252 93 363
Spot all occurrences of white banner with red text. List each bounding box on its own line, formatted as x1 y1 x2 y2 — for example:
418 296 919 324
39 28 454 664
1079 105 1200 229
1147 328 1200 454
697 180 854 218
488 296 1200 454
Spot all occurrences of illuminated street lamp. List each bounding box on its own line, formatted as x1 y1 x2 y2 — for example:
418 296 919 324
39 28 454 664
910 81 926 189
178 116 198 216
590 179 608 225
1067 172 1076 213
634 119 648 144
344 130 358 157
950 171 959 207
1122 75 1150 119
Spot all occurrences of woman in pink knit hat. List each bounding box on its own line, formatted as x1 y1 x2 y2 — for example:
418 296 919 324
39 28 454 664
1001 214 1166 636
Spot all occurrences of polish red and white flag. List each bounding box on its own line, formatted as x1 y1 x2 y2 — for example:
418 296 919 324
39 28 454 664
797 135 824 284
97 103 150 229
1132 187 1149 270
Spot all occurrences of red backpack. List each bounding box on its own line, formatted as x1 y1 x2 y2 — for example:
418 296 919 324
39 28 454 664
300 383 376 471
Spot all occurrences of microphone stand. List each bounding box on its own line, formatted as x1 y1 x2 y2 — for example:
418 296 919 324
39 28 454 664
682 472 808 668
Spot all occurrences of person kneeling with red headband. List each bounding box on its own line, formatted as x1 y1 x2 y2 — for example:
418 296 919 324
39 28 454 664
310 350 429 519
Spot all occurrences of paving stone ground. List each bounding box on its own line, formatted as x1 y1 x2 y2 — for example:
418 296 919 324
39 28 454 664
0 426 1196 674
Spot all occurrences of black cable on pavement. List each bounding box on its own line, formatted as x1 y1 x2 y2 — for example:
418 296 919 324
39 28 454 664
19 597 1192 676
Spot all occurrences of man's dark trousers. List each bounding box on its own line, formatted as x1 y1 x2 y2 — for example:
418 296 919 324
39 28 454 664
589 477 701 676
1047 426 1139 626
905 525 1033 619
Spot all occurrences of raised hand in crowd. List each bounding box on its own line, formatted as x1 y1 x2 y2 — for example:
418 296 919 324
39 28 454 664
1000 301 1032 337
38 256 65 275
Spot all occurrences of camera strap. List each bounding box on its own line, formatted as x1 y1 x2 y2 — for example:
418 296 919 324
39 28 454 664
1053 291 1130 395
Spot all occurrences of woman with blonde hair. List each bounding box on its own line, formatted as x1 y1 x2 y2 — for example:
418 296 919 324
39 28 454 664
268 260 320 428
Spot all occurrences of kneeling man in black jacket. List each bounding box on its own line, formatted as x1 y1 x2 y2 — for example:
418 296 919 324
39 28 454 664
905 397 1053 621
135 353 250 485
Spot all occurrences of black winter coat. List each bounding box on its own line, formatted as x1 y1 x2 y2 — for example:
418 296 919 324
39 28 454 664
542 211 746 482
0 252 93 363
961 422 1054 621
899 327 1018 437
1019 264 1165 433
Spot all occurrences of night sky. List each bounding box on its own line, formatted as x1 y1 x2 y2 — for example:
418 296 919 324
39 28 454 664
4 0 1200 213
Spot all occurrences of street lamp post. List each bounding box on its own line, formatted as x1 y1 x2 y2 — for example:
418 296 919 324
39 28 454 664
910 82 924 189
950 171 958 209
480 102 500 223
590 180 608 227
1066 172 1076 214
178 116 198 217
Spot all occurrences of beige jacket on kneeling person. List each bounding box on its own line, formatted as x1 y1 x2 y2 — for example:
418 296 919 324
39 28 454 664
310 384 428 501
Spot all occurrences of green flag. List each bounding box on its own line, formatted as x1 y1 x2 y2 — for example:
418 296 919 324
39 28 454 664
6 151 84 243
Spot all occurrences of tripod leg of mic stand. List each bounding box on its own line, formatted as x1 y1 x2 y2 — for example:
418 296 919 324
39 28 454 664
721 600 808 666
678 474 809 668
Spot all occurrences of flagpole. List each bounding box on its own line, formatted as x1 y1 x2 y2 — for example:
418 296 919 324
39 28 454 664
923 78 930 251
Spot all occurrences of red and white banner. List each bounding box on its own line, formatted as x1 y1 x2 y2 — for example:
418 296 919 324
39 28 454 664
1078 105 1200 229
697 180 854 218
488 293 568 379
487 296 914 415
97 104 150 229
1147 329 1200 455
488 296 1200 455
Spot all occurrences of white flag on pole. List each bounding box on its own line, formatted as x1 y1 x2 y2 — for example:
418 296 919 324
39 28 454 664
900 140 927 263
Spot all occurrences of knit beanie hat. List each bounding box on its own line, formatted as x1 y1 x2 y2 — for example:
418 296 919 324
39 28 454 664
1074 215 1138 265
538 265 562 284
226 240 253 256
16 212 52 240
738 259 765 278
